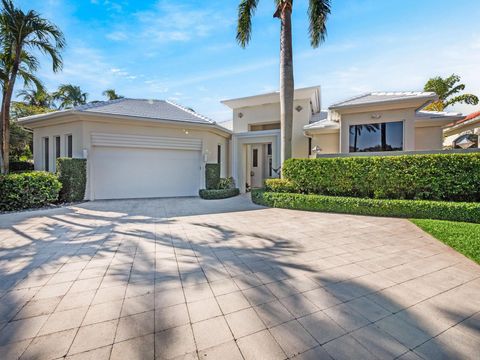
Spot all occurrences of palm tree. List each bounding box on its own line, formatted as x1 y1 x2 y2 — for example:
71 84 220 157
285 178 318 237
53 84 88 109
237 0 330 166
424 74 479 111
102 89 124 100
0 0 65 174
17 85 53 108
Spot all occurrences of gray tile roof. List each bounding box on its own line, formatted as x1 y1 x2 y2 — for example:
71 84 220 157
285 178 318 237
329 92 437 109
74 98 215 124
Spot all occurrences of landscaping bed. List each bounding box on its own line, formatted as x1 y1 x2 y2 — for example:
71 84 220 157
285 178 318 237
412 219 480 264
251 189 480 223
199 188 240 200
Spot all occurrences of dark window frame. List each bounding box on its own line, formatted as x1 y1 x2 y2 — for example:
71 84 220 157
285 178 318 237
349 121 404 153
217 144 221 165
55 136 61 160
66 134 73 158
43 137 49 172
253 148 258 167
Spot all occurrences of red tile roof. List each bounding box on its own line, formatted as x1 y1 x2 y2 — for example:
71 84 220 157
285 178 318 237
448 110 480 127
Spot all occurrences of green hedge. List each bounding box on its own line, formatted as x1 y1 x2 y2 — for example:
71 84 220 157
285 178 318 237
56 158 86 202
282 153 480 202
264 179 297 193
199 188 240 200
251 190 480 223
0 171 61 211
205 163 220 190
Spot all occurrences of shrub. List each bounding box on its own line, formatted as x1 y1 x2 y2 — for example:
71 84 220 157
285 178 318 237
217 177 235 190
264 178 297 193
199 188 240 200
10 161 34 172
282 153 480 202
0 171 61 211
56 158 87 202
205 163 220 190
251 190 480 223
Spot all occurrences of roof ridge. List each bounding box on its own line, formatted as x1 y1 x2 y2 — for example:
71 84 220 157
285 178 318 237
329 92 372 107
165 99 215 124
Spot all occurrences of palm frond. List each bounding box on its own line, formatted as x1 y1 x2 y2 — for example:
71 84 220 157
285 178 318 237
308 0 331 47
236 0 259 48
444 94 479 108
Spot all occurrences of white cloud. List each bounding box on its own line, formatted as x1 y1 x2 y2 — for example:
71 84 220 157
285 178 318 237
106 31 128 41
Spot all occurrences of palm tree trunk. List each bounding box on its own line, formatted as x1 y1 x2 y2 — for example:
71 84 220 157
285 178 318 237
1 53 21 174
279 3 294 169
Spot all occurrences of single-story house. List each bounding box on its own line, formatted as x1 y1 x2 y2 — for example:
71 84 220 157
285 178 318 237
19 86 465 199
443 110 480 149
223 87 463 192
18 99 231 200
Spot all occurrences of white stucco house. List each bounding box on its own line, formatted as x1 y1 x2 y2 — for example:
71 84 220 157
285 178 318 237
19 85 464 199
443 110 480 149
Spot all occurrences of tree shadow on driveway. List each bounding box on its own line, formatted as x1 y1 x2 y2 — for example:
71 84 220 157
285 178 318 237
0 197 479 359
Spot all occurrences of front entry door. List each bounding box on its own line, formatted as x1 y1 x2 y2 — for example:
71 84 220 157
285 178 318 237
250 145 263 188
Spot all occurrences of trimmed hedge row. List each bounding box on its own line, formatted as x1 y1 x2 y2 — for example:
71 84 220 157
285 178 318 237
56 158 87 202
0 172 61 211
282 153 480 202
199 188 240 200
251 189 480 223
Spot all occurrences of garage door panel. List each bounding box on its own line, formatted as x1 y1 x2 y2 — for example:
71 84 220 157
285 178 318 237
92 146 201 200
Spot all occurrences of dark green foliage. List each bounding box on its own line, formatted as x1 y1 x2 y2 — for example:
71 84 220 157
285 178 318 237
0 171 61 211
199 188 240 200
411 219 480 264
282 153 480 202
10 160 33 172
217 177 235 190
251 190 480 223
56 158 86 202
205 163 220 190
264 179 297 193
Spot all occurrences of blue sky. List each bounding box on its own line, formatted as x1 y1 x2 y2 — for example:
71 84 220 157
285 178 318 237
16 0 480 121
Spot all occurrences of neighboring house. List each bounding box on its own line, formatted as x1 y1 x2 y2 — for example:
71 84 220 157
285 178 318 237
19 86 465 199
443 110 480 149
18 99 231 200
223 88 463 193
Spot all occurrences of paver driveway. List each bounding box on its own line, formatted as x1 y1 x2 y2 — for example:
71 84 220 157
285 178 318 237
0 195 479 360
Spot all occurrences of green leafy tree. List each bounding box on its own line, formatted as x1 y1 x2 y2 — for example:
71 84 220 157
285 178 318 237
0 0 65 173
237 0 330 165
424 74 479 111
10 102 52 161
53 84 88 109
17 85 53 108
102 89 124 100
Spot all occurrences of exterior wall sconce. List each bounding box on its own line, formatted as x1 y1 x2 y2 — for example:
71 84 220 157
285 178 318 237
312 145 322 154
238 112 244 118
371 113 382 119
183 129 189 135
296 105 303 112
82 149 88 159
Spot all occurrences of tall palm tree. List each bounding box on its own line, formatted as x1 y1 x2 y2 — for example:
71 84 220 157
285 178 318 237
237 0 330 166
0 0 65 174
102 89 124 100
424 74 478 111
53 84 88 109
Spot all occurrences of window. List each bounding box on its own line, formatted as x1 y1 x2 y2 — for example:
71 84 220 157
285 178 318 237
267 143 272 155
66 134 72 158
43 137 49 171
253 149 258 167
55 136 61 159
349 121 403 152
249 123 280 131
217 144 221 164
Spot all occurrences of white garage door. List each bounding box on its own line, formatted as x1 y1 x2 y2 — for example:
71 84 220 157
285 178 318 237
91 133 202 200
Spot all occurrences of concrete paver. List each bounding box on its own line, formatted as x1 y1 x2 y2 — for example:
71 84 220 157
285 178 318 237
0 195 479 359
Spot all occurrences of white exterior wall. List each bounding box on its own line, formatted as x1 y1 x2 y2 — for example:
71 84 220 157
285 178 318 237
232 99 311 158
310 132 340 154
31 117 230 200
415 126 444 150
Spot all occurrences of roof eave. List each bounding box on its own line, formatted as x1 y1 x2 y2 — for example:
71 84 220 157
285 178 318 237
329 95 437 111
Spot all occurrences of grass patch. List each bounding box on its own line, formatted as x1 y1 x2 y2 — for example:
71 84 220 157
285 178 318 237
411 219 480 264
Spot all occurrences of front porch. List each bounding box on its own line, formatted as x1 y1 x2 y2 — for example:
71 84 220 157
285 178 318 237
231 130 281 193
